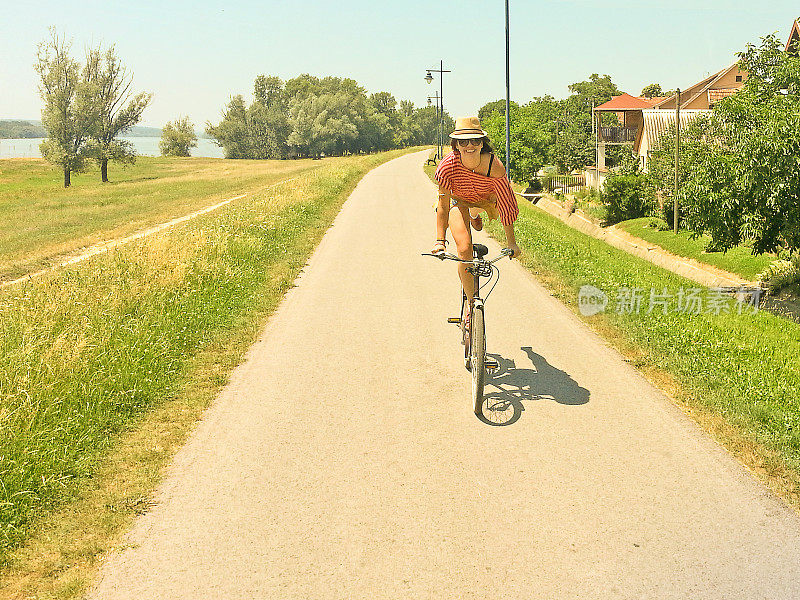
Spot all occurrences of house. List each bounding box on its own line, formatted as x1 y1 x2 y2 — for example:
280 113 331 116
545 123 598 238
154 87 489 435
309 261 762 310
590 93 663 185
585 19 800 186
585 17 800 183
786 18 800 55
591 60 750 179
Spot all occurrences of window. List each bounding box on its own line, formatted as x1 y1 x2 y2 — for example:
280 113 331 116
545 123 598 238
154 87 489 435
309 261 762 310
735 75 743 82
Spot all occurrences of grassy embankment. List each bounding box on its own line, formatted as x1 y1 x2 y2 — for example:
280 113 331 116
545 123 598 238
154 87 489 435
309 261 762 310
0 157 324 280
616 217 774 281
0 148 419 598
425 158 800 510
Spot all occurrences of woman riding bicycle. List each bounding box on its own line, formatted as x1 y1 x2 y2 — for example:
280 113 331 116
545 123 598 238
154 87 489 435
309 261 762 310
432 116 521 303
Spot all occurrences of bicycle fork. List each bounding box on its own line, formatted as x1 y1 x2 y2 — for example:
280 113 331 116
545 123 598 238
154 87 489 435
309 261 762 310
448 288 499 372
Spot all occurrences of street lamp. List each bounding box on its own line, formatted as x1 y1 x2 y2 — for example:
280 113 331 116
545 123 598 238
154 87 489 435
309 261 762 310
425 61 451 161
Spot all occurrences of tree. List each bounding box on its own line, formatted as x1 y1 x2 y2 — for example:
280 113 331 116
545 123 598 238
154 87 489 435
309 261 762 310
206 95 251 158
84 44 151 182
253 74 285 108
484 97 558 182
640 83 663 98
478 99 519 121
673 33 800 253
399 100 414 117
35 29 95 187
567 73 620 110
409 105 454 146
553 74 622 173
159 116 197 157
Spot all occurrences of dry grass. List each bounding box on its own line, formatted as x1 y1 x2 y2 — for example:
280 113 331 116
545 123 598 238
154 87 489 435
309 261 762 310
0 149 420 599
0 156 326 280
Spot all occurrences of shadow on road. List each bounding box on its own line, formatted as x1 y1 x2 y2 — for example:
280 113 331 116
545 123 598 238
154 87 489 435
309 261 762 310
479 346 590 426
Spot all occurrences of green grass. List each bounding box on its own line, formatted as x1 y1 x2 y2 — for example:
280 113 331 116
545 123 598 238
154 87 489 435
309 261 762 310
0 148 418 570
616 217 775 280
0 156 326 280
482 203 800 507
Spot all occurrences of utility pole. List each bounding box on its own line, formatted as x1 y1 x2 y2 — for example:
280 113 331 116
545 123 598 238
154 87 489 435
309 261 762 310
674 88 681 234
504 0 511 180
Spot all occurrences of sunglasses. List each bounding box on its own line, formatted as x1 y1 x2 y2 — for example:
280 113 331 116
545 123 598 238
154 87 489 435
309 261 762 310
457 138 483 147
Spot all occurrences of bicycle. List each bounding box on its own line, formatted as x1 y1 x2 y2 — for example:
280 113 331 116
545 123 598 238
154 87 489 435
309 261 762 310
423 243 514 416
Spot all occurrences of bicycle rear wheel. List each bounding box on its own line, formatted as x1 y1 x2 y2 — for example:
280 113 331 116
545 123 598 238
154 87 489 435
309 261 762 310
470 305 486 415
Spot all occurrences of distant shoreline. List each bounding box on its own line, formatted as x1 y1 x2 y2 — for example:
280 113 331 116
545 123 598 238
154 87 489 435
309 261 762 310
0 120 210 140
0 137 223 159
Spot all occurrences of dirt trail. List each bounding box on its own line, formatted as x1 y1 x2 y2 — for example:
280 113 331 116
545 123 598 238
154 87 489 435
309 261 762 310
90 151 800 599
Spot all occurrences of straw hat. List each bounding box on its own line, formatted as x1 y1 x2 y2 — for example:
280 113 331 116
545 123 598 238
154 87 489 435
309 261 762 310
449 116 487 139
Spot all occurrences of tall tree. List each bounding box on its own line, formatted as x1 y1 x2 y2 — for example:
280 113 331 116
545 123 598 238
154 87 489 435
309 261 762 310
640 83 663 98
484 97 559 182
84 45 151 182
552 73 622 173
206 95 251 158
399 100 414 117
35 28 95 187
253 74 285 108
667 33 800 253
478 99 520 121
159 116 197 157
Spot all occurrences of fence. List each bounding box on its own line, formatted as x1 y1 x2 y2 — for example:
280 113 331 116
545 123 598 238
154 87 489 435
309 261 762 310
546 174 586 194
599 126 638 144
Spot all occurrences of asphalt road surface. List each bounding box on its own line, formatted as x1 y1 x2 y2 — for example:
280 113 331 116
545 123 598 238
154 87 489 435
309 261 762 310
91 150 800 599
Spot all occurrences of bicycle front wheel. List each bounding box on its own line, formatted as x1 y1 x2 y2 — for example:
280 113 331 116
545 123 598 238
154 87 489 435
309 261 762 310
470 305 486 415
462 297 471 371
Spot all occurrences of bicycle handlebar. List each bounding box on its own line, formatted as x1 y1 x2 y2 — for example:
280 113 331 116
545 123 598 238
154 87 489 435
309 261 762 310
421 247 514 264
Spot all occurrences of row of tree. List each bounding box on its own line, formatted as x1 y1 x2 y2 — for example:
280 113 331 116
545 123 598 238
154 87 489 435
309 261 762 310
205 74 453 159
479 74 628 182
35 29 151 187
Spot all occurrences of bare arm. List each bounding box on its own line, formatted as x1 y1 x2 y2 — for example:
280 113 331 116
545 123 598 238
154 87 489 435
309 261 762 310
434 185 451 250
502 222 522 258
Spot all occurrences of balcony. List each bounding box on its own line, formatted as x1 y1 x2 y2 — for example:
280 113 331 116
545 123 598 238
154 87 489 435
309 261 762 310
599 126 638 144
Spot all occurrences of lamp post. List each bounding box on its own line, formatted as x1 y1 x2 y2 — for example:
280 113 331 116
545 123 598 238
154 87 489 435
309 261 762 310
425 60 451 161
504 0 511 180
427 92 442 159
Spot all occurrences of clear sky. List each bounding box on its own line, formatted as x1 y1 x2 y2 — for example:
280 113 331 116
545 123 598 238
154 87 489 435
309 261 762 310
1 1 798 128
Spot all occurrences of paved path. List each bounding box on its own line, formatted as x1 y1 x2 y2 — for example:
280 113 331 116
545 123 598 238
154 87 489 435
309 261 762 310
91 150 800 599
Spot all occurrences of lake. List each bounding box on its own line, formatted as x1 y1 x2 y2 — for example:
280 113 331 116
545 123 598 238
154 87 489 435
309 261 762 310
0 137 225 159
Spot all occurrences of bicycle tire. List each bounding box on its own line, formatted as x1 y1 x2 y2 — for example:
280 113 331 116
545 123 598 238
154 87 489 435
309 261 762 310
470 305 486 415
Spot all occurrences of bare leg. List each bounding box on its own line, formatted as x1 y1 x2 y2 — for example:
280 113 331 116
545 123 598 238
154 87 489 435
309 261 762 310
449 204 474 300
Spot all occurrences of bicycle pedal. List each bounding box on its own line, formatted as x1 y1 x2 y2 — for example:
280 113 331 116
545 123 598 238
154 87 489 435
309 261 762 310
485 359 500 370
447 317 461 324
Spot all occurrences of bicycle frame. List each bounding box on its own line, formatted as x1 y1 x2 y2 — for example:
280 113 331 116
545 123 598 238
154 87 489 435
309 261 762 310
424 245 512 415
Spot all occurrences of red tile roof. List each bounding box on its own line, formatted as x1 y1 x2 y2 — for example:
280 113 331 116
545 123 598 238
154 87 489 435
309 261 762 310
595 93 658 111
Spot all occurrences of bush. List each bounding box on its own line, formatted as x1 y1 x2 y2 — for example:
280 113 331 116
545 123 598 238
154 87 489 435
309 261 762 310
160 116 198 157
758 253 800 294
648 217 670 231
525 177 543 193
575 186 603 204
601 173 655 225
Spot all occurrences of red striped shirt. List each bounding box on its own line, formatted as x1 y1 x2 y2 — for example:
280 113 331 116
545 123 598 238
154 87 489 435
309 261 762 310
434 151 519 226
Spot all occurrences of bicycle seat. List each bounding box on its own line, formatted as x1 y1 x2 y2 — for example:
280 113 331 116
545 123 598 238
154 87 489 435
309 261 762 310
473 244 489 258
